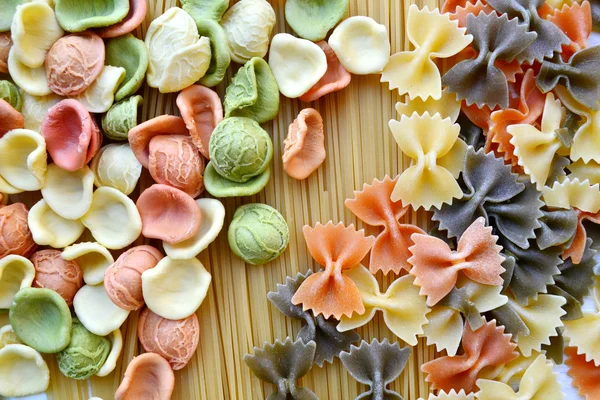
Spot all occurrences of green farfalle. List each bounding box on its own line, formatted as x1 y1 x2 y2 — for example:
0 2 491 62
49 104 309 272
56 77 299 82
204 162 271 198
181 0 229 22
105 34 148 102
54 0 130 32
285 0 349 41
9 288 72 354
224 57 279 124
0 80 22 111
57 319 110 380
101 95 143 141
0 0 20 32
195 18 231 87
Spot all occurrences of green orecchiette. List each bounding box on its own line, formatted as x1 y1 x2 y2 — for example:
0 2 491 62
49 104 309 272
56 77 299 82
101 95 143 141
105 34 149 102
0 80 22 111
195 18 231 88
57 319 110 380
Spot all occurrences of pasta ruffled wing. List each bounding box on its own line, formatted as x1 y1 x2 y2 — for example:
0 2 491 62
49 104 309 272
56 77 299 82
543 178 600 213
442 13 537 109
388 112 466 210
536 207 577 250
423 306 464 356
566 346 600 400
563 208 600 263
475 354 563 400
395 89 461 122
267 270 360 367
381 5 473 100
345 176 425 274
547 1 592 59
291 222 375 319
338 265 429 346
451 0 495 27
509 93 566 190
409 217 505 306
340 339 411 400
422 318 518 393
419 389 475 400
565 313 600 367
457 113 486 151
243 337 318 400
537 46 600 111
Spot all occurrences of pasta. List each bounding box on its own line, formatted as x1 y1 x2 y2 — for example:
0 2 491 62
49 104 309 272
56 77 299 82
566 346 600 400
565 313 600 367
381 5 472 100
422 305 464 357
337 265 429 346
547 1 592 59
267 270 360 367
433 147 544 249
543 177 600 213
394 88 461 122
475 354 563 400
486 0 570 63
243 337 317 400
422 318 518 393
536 45 600 111
345 176 425 274
420 390 475 400
409 217 505 306
442 13 536 109
450 0 494 27
536 208 577 250
388 112 467 210
457 113 486 150
340 339 411 400
508 93 566 190
291 222 376 319
563 208 600 263
568 159 600 185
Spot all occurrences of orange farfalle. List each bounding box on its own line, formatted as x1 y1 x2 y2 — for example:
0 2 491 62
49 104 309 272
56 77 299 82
0 99 24 137
566 346 600 400
563 209 600 264
408 217 504 306
345 176 424 275
462 102 494 133
422 319 518 393
450 0 494 27
442 0 476 14
283 108 326 180
548 1 592 60
291 222 376 319
488 69 545 167
300 41 351 103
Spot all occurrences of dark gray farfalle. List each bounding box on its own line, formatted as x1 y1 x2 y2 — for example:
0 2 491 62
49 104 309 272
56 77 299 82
439 286 487 331
500 236 563 304
442 13 537 109
555 111 583 149
536 207 577 250
267 270 360 367
486 0 570 63
340 339 411 400
243 337 318 400
487 302 530 337
546 155 571 187
542 328 564 364
548 239 598 320
537 46 600 110
457 112 485 151
592 0 600 31
433 147 543 249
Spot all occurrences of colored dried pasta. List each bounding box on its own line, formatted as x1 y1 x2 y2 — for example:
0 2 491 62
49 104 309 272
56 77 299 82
395 88 461 123
564 309 600 366
535 207 578 250
563 208 600 263
267 270 360 367
345 176 424 274
381 5 472 100
543 177 600 213
547 1 592 59
566 346 600 400
419 390 475 400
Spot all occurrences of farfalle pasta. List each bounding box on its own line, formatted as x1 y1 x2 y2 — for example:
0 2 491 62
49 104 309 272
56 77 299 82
337 265 429 346
381 5 472 100
419 390 475 400
340 339 411 400
543 177 600 213
409 217 505 306
564 311 600 366
536 207 578 250
388 112 467 210
566 346 600 400
422 318 518 393
548 1 592 59
345 176 424 274
395 88 462 123
268 270 360 367
291 222 375 319
563 208 600 263
443 13 536 109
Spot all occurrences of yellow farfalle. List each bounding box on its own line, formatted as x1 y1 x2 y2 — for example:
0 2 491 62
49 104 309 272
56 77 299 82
337 265 429 346
568 159 600 185
481 351 543 387
381 5 473 100
543 177 600 213
476 354 563 400
395 88 461 123
564 312 600 367
509 93 566 190
388 112 466 210
419 389 475 400
556 86 600 164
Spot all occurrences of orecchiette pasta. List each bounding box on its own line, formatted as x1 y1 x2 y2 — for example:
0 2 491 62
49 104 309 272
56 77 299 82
0 129 47 192
90 144 142 196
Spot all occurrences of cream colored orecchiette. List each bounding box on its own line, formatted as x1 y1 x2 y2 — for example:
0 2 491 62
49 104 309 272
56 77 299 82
90 144 142 196
10 2 63 69
0 325 22 350
268 33 328 99
145 7 211 93
7 48 51 96
221 0 276 64
329 16 391 75
163 198 225 260
0 255 35 309
41 163 94 220
21 93 63 133
0 344 49 397
81 187 142 250
96 329 123 377
0 129 47 192
74 65 126 113
142 257 212 320
28 199 85 248
61 242 114 285
73 284 130 337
